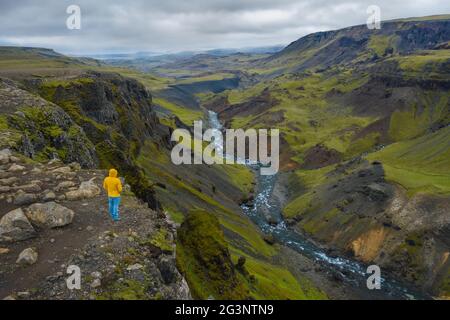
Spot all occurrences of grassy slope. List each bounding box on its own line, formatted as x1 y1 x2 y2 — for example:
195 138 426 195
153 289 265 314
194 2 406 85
225 70 374 163
283 165 336 219
153 97 203 126
368 126 450 196
0 47 84 70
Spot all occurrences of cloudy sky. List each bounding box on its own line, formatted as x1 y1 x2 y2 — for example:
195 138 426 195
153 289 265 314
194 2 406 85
0 0 449 55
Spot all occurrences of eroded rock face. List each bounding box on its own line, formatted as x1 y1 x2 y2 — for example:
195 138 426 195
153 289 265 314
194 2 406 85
157 256 178 285
26 202 75 228
388 192 450 233
0 79 99 168
0 208 36 242
349 227 390 262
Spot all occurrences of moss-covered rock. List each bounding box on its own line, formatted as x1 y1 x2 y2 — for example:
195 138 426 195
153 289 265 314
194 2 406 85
176 209 251 299
0 78 98 167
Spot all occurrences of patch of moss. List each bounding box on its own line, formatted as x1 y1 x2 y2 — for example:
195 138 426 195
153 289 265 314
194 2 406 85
217 164 255 196
7 106 81 162
149 228 173 253
0 116 9 130
390 232 427 282
0 115 21 148
42 77 95 89
176 209 251 300
283 192 314 219
232 251 324 300
96 279 148 300
389 106 430 141
345 132 381 158
153 98 203 126
393 49 450 73
283 165 335 218
439 269 450 298
368 35 398 56
164 208 185 224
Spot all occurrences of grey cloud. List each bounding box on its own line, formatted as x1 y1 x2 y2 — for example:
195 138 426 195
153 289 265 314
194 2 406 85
0 0 449 54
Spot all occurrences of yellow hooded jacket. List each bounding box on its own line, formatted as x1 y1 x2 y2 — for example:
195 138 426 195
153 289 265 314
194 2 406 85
103 169 123 198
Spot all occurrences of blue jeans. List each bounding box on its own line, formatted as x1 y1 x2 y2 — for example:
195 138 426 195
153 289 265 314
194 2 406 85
108 197 121 221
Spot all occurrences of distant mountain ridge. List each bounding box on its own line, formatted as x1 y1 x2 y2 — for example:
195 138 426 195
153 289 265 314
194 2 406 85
264 15 450 72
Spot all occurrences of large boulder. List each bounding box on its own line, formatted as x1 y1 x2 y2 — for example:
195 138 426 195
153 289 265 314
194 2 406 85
0 208 36 242
65 178 100 201
26 202 75 228
16 248 38 265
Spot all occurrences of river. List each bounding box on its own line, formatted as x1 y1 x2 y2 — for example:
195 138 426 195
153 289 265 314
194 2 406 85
208 110 426 300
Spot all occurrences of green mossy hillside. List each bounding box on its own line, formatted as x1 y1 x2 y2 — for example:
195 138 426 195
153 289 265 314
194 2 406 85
176 210 251 299
367 126 450 196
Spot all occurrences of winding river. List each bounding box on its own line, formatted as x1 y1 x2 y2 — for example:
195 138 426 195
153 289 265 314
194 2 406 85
208 110 425 300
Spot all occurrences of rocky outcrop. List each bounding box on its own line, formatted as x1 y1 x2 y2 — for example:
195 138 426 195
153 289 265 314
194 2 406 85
35 71 171 148
0 208 36 242
65 178 100 201
26 202 75 229
0 61 193 300
267 18 450 70
0 78 98 168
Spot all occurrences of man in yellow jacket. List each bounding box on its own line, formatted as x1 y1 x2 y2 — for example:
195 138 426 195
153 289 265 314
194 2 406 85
103 169 123 221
